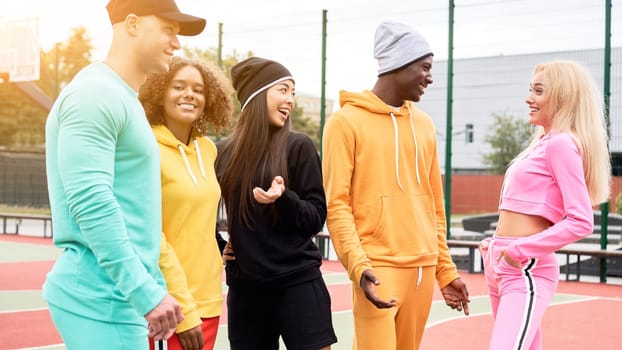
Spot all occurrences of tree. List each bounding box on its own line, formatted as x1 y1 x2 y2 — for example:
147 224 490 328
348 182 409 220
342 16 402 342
0 27 93 149
482 112 532 174
183 47 250 139
39 27 93 98
0 65 50 147
290 105 320 150
0 82 40 146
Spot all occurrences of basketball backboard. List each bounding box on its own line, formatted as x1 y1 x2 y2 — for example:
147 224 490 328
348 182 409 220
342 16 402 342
0 17 40 82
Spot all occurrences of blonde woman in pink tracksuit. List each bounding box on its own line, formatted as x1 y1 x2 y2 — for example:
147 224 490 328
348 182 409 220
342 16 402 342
480 60 611 350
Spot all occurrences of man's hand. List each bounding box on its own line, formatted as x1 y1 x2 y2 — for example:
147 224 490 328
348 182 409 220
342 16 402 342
178 325 204 350
253 176 285 204
145 294 184 341
360 269 397 309
441 278 470 315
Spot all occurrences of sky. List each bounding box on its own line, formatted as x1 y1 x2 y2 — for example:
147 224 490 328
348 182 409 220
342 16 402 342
3 0 621 106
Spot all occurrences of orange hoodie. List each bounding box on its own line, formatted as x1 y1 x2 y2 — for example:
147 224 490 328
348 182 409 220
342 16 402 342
322 90 458 289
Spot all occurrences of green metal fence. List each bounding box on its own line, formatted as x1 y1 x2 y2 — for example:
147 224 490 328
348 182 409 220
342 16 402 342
2 0 621 281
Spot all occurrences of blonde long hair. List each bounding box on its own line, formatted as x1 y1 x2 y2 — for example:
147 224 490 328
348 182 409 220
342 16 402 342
513 60 611 205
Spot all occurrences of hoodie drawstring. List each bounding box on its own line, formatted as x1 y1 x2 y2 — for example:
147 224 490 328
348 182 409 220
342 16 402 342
193 138 207 179
390 106 421 191
406 104 422 186
177 138 207 186
390 109 423 286
390 112 404 191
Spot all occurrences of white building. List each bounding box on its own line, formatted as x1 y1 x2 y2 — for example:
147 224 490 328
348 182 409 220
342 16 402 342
417 48 622 172
296 94 334 123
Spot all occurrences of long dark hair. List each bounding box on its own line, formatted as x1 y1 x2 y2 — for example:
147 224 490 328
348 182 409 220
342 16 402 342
216 90 290 232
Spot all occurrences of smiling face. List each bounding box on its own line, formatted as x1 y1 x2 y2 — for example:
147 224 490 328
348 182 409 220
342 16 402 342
134 15 181 74
525 70 553 132
162 65 206 141
266 80 295 128
395 55 434 103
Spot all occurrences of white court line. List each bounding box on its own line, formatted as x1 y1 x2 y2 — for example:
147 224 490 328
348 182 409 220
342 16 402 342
549 293 622 304
426 312 492 329
0 306 48 314
431 294 490 306
425 294 612 329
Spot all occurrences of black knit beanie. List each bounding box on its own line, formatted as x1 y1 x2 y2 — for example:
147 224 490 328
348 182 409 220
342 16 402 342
231 57 293 111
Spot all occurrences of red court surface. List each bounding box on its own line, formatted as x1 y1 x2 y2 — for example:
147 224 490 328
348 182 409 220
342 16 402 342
1 234 621 349
421 264 622 349
0 261 54 290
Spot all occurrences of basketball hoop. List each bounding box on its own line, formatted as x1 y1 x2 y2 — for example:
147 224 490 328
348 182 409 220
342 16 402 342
0 17 39 83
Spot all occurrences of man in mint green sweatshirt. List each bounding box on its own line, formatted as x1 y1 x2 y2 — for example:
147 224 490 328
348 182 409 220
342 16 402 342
43 1 205 349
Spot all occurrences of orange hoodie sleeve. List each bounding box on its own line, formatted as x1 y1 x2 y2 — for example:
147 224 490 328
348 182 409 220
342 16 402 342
322 113 372 284
427 131 460 289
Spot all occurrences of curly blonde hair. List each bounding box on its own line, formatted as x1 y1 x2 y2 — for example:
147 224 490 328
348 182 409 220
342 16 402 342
139 56 233 135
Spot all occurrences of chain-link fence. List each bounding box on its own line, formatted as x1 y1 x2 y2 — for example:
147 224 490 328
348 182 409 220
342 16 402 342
4 0 622 213
182 0 622 215
0 150 47 208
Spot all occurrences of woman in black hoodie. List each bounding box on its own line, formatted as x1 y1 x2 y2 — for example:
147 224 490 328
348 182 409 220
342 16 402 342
216 57 337 350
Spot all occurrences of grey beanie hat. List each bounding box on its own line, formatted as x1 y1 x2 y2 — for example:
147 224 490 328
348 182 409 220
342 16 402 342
374 21 433 76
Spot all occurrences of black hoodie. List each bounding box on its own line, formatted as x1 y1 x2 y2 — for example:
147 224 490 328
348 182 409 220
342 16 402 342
216 131 326 287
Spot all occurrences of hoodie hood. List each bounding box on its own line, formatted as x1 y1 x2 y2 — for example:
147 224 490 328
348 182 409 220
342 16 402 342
153 124 206 186
153 124 186 148
339 90 412 116
339 89 421 188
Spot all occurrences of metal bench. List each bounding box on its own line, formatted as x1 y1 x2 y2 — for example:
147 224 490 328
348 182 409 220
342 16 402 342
556 247 622 281
312 235 622 282
446 239 622 282
314 232 332 259
447 239 482 273
0 212 53 238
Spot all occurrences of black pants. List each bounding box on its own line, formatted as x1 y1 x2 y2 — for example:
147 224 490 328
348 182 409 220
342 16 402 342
227 277 337 350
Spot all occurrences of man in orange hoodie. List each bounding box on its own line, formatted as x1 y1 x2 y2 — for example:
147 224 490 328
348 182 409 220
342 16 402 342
322 21 470 349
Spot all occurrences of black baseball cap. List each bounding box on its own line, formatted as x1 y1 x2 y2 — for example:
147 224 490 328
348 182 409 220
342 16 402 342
106 0 206 36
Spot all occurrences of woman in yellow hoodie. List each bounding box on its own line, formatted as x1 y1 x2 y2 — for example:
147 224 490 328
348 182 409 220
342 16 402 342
139 57 233 350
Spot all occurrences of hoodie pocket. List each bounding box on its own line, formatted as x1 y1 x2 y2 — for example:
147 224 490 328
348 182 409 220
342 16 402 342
479 238 494 274
493 256 523 278
367 194 437 257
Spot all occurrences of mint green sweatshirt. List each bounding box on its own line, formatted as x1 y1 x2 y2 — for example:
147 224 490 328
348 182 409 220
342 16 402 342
44 62 166 325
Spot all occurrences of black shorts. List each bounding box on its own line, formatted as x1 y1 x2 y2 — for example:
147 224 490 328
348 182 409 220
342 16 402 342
227 277 338 350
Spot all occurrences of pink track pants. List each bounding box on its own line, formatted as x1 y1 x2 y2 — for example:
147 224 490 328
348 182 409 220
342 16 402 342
480 236 559 350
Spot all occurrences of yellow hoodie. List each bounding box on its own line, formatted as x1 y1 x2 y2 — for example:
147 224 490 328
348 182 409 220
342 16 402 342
322 90 458 289
153 125 223 333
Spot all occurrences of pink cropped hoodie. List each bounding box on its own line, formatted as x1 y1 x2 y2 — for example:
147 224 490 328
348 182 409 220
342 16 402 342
499 132 594 263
